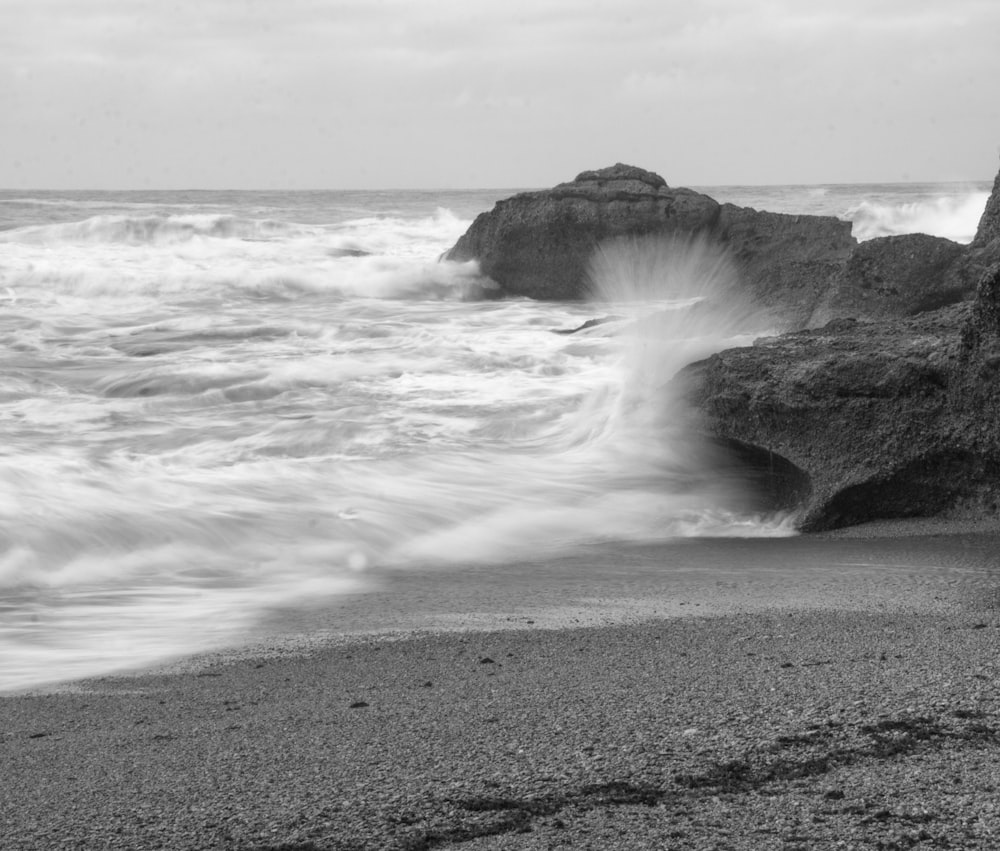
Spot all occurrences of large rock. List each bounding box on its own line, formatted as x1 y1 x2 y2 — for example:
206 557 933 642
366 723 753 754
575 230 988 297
447 164 1000 331
445 164 721 300
714 204 855 328
808 233 968 326
445 164 855 325
679 263 1000 531
972 158 1000 249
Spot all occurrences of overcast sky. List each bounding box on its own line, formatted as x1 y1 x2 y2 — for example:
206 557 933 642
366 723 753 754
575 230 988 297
2 0 999 189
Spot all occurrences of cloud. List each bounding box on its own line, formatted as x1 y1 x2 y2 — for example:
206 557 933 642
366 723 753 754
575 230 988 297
1 0 999 187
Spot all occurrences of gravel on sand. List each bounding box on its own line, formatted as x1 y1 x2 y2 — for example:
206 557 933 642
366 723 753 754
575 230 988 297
2 535 1000 850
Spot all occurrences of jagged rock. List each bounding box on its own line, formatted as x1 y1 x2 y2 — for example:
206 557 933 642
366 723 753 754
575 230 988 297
714 204 855 328
551 315 624 335
972 160 1000 248
809 233 968 326
445 164 721 300
961 263 1000 357
679 159 1000 529
444 163 999 330
680 262 1000 530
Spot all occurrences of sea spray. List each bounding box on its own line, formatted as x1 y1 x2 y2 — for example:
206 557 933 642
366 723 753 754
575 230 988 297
0 227 793 692
847 191 991 243
578 234 789 519
15 181 977 692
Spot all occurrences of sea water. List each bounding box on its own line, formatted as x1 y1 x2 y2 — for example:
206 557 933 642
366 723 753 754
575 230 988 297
0 180 991 691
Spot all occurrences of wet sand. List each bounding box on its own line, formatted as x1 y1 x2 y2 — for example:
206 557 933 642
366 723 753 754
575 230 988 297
2 530 1000 850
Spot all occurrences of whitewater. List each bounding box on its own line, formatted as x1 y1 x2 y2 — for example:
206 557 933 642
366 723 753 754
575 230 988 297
0 181 990 691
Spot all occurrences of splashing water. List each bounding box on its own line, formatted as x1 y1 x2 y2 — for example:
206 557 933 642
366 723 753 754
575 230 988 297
15 179 983 691
0 215 789 691
847 191 990 243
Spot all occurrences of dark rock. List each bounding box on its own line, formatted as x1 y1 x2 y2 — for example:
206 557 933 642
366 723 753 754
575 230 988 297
551 315 624 335
961 263 1000 355
680 262 1000 530
677 160 1000 530
444 164 721 300
713 204 855 329
950 158 1000 293
445 161 1000 332
444 164 857 328
810 234 968 326
972 158 1000 249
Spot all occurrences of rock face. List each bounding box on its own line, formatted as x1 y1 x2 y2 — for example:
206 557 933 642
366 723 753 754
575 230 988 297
714 204 856 328
445 164 721 300
680 261 1000 531
808 234 968 326
448 158 1000 529
445 163 984 330
972 160 1000 249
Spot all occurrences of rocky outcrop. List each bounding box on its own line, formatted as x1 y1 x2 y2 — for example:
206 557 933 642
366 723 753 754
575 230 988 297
714 204 855 328
448 158 1000 530
680 262 1000 531
808 234 967 326
445 163 985 330
445 164 721 300
972 162 1000 249
445 164 856 325
678 159 1000 530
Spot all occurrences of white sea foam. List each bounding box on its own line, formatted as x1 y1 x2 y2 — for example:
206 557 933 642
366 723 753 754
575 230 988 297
0 230 787 691
847 191 989 243
0 213 318 244
11 182 973 691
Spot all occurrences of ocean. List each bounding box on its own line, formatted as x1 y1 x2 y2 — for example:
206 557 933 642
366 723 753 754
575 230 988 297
0 180 992 692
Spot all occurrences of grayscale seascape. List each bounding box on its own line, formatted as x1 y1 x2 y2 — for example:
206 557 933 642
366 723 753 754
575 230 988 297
4 2 1000 848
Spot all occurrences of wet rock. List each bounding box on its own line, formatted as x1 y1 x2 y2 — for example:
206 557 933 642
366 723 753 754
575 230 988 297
810 234 968 327
445 164 862 328
972 158 1000 249
551 315 624 335
676 160 1000 531
444 164 721 300
445 161 995 333
680 263 1000 530
714 202 855 328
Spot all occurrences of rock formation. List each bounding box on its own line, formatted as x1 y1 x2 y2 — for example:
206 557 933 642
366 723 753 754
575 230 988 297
972 163 1000 249
713 204 855 328
448 157 1000 530
445 164 721 301
807 234 968 326
445 163 983 330
672 157 1000 530
679 259 1000 530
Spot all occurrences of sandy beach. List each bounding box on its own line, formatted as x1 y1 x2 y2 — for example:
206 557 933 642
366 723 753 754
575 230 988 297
3 530 1000 851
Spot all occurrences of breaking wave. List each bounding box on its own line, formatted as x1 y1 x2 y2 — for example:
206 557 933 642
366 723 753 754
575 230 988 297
0 213 320 244
847 191 989 243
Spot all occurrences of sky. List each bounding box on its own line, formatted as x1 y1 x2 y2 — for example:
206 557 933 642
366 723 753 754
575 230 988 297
2 0 999 189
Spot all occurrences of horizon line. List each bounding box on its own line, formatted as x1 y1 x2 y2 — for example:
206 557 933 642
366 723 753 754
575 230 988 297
0 177 994 194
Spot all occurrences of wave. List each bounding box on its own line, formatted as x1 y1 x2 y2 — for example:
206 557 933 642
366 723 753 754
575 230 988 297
0 206 470 251
0 231 796 692
847 191 989 243
0 213 321 245
0 242 484 305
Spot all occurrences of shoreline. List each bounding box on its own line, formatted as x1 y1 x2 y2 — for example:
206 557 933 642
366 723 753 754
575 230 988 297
3 610 998 850
3 531 1000 849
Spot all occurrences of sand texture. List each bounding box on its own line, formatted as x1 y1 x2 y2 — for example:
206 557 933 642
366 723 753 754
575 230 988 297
3 536 1000 850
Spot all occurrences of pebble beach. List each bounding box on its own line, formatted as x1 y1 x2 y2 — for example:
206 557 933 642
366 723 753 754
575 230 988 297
3 529 1000 850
